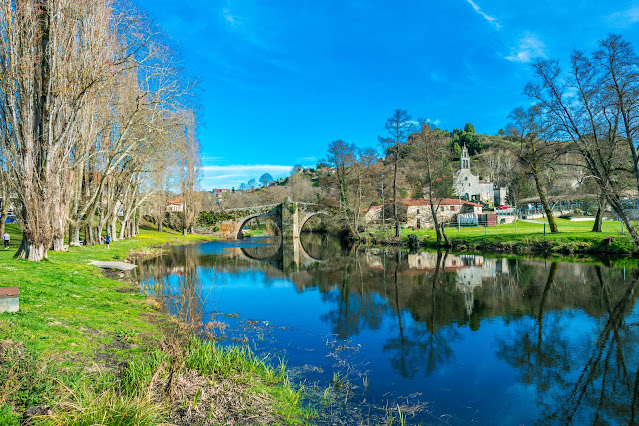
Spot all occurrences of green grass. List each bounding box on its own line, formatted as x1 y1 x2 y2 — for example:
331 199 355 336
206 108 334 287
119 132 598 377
0 224 311 423
370 218 639 256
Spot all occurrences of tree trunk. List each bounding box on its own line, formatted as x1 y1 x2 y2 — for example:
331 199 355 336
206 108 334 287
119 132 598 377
592 192 605 232
14 238 47 261
429 202 442 245
53 237 65 252
393 153 400 237
69 224 81 246
533 171 558 232
440 223 451 247
607 192 639 246
157 220 163 232
0 213 6 238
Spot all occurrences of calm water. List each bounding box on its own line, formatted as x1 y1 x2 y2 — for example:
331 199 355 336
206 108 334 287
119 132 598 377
135 235 639 425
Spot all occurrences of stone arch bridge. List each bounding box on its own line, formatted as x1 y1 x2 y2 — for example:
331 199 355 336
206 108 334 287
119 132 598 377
218 199 330 239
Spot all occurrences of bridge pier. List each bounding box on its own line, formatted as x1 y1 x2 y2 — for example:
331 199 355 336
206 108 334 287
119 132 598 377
281 198 299 240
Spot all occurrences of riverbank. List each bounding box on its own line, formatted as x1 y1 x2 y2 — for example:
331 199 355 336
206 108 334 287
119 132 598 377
366 218 639 257
0 225 311 424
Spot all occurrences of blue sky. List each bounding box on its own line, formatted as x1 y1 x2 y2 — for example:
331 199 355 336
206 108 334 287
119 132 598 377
137 0 639 190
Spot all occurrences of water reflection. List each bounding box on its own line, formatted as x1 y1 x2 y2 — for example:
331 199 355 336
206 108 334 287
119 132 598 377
135 234 639 424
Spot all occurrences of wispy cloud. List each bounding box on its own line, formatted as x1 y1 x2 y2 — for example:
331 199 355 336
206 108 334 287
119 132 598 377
608 6 639 27
201 174 243 180
505 32 546 63
465 0 501 30
222 8 241 26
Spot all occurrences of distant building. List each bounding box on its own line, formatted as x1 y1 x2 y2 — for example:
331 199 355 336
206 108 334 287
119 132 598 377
166 198 184 212
454 144 507 206
210 188 231 206
364 198 483 228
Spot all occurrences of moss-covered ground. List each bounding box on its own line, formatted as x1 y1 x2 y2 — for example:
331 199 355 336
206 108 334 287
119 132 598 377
0 224 312 424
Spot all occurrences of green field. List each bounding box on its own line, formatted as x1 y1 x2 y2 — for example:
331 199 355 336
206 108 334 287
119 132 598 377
0 225 311 425
372 218 639 256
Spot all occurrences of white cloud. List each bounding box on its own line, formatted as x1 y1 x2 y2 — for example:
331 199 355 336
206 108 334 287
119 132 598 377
465 0 501 30
609 6 639 27
201 174 243 180
505 33 546 63
222 8 241 26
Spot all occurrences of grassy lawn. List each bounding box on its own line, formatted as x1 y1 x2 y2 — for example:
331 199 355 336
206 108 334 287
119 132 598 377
369 218 638 255
0 224 311 424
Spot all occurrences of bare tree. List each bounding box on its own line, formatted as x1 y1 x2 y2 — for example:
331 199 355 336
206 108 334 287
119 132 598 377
379 109 414 237
325 140 357 217
505 106 564 233
412 123 454 245
524 34 639 244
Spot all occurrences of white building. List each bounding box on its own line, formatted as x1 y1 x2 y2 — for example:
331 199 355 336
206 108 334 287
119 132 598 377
454 145 507 206
363 198 483 229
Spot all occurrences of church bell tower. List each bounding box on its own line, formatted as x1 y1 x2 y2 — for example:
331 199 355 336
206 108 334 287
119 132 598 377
460 144 470 170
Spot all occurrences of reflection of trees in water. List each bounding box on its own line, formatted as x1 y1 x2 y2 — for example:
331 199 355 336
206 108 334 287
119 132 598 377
383 251 460 378
320 246 386 339
136 245 216 325
497 265 639 423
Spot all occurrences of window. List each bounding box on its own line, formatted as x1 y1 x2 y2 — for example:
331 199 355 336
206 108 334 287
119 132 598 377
416 209 420 214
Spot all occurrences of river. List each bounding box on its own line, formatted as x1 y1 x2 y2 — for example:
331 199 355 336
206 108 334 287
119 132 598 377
134 234 639 425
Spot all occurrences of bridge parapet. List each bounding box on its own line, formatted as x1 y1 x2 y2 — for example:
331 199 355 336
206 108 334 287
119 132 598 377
199 200 332 240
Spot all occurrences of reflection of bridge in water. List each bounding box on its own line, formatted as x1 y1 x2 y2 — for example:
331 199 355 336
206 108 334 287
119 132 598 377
224 235 337 273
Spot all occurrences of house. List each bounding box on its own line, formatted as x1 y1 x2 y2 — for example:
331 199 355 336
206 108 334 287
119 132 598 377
166 198 184 212
210 188 231 206
455 144 507 206
364 198 483 228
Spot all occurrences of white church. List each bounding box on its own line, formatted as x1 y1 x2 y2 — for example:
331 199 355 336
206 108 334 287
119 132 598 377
454 144 508 206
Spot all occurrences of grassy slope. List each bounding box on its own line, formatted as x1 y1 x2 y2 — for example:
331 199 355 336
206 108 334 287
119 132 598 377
0 224 310 424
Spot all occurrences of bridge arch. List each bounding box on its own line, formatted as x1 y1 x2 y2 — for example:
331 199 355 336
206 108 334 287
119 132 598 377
234 213 282 240
217 201 333 240
298 211 330 234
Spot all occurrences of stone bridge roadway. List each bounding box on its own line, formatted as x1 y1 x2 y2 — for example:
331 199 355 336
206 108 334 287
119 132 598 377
218 198 330 240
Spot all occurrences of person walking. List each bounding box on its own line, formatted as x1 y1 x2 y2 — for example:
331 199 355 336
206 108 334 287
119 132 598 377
3 231 9 249
105 234 111 249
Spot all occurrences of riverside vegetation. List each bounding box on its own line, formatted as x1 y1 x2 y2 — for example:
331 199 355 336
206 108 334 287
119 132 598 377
0 224 312 425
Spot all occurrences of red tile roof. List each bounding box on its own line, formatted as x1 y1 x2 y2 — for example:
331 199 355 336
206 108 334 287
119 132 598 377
367 198 482 210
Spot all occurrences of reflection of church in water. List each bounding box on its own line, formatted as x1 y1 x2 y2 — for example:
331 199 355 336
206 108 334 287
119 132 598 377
408 252 509 316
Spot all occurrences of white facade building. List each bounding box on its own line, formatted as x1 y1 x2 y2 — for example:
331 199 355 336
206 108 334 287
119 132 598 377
454 145 507 206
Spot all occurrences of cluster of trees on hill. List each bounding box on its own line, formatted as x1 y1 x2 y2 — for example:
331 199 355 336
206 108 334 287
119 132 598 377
0 0 201 260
